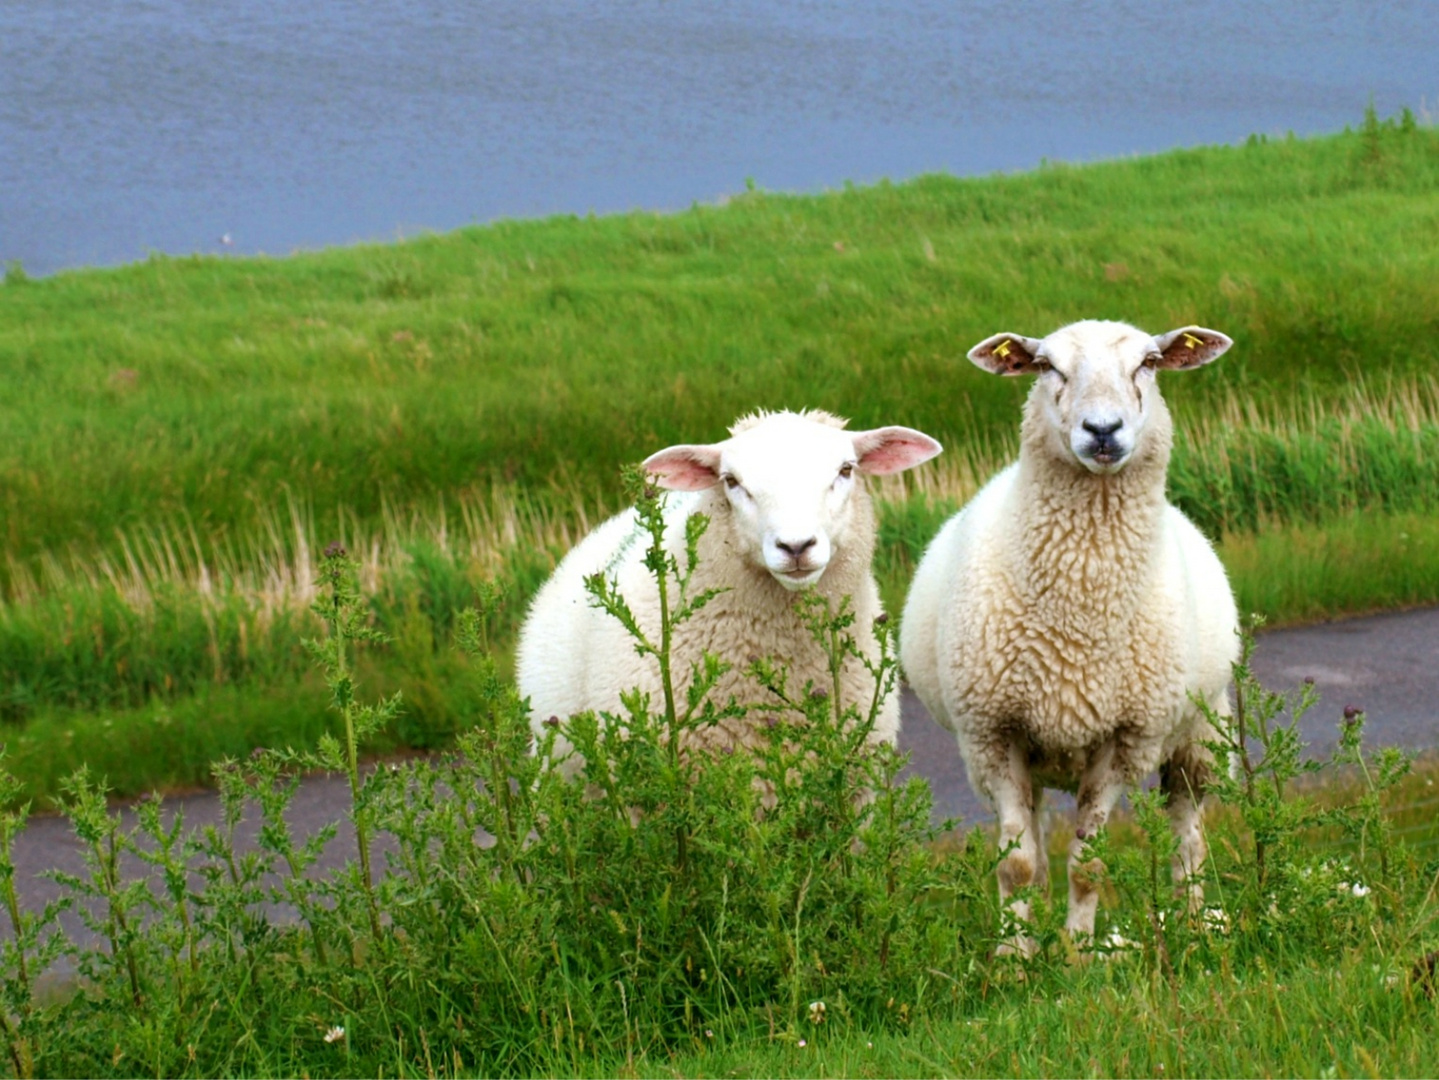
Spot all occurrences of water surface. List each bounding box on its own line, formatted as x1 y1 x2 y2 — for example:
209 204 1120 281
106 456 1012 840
2 1 1434 275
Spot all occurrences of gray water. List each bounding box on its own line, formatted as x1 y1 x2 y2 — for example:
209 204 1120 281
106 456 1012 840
2 1 1435 277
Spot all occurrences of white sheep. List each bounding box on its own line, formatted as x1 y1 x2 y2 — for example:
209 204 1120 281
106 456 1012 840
899 319 1238 948
518 409 942 768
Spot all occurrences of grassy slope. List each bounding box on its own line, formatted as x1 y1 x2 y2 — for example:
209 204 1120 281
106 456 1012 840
2 123 1437 568
645 969 1439 1079
3 121 1439 803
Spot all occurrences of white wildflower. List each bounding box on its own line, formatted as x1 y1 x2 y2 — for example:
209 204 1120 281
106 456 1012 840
807 999 827 1024
1104 929 1138 951
324 1026 345 1044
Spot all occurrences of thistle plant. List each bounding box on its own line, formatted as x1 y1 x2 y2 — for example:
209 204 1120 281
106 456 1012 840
581 467 730 760
48 769 148 1008
0 762 67 1080
302 541 400 943
191 758 270 965
246 751 336 966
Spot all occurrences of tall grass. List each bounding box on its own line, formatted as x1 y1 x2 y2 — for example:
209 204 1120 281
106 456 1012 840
3 368 1439 803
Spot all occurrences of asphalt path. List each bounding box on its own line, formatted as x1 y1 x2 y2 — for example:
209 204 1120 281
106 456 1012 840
900 604 1439 823
8 606 1438 942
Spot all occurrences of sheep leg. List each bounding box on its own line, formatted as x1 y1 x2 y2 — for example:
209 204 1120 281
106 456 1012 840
1031 786 1050 892
987 739 1042 957
1066 741 1127 942
1161 733 1217 914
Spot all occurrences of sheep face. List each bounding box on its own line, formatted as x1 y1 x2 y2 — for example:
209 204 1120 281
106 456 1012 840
643 411 941 591
968 320 1232 475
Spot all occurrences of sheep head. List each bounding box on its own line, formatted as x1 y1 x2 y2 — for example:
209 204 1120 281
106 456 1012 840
643 410 942 590
968 320 1231 475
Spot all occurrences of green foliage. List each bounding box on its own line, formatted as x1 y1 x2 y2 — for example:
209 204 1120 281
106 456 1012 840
1193 622 1415 958
1073 617 1427 988
2 492 1439 1076
1169 412 1439 540
0 584 310 722
0 487 1001 1076
5 120 1439 802
2 120 1437 578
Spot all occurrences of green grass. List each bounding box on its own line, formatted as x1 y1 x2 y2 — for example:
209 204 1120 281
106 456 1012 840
5 538 1439 1079
2 116 1439 805
2 118 1437 574
1221 509 1439 625
638 958 1439 1078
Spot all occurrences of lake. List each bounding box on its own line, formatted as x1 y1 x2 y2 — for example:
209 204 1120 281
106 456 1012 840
2 0 1434 276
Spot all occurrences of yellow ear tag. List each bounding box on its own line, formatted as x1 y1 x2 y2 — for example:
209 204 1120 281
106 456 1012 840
1183 333 1203 350
993 340 1012 359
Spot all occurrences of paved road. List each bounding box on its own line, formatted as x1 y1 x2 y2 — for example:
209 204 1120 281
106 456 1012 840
899 605 1439 823
8 606 1439 938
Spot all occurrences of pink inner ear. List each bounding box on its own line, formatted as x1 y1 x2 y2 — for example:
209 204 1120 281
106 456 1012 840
642 445 722 491
1156 327 1232 370
853 427 943 475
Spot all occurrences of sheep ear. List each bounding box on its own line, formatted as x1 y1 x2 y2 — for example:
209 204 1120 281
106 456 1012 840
852 426 943 475
642 444 723 491
968 333 1047 376
1152 326 1232 370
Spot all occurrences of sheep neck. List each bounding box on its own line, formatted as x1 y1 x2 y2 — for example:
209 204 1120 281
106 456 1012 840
1008 398 1174 635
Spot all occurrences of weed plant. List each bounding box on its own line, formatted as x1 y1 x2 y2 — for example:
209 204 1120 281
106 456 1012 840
2 484 1438 1077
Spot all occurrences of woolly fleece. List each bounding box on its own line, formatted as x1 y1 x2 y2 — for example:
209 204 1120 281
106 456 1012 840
519 410 938 769
900 319 1238 943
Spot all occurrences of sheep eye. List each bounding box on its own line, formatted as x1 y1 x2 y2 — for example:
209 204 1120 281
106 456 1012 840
1142 353 1162 370
722 473 742 491
838 462 855 480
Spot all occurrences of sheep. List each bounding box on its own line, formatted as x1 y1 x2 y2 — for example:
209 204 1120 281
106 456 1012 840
899 319 1238 949
517 409 942 769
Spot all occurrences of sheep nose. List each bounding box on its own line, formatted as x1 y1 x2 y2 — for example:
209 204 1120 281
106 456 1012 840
775 537 818 559
1082 418 1123 437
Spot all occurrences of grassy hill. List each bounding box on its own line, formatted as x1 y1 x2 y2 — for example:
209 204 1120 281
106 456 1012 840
1 112 1438 801
3 114 1437 569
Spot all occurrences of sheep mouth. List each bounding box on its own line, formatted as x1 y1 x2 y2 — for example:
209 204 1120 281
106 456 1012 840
1079 445 1130 472
773 566 825 589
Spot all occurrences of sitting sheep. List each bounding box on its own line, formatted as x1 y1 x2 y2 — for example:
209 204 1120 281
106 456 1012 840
518 409 942 768
899 320 1238 948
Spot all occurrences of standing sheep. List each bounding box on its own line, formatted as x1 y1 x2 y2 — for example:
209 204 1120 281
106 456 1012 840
900 319 1238 947
519 409 942 767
